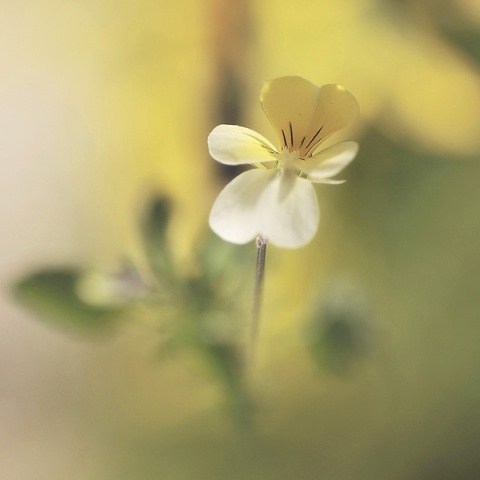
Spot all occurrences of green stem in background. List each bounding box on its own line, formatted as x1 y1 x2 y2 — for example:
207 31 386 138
247 235 268 368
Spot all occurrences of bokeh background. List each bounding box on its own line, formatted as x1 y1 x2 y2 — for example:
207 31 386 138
2 0 480 479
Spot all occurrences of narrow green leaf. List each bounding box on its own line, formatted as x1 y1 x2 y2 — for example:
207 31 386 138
13 268 120 335
140 195 173 280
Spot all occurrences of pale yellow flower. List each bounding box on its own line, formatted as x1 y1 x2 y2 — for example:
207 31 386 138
208 76 359 248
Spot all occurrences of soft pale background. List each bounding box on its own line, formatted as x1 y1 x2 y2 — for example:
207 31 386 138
2 0 480 479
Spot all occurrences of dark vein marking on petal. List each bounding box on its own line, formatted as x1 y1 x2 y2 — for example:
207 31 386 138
299 136 306 148
305 126 323 150
244 133 277 153
261 144 278 154
289 122 294 147
281 129 287 147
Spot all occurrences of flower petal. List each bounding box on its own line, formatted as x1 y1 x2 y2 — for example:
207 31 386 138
209 170 270 244
295 141 358 182
260 172 320 248
207 124 277 165
209 169 319 248
261 77 359 157
261 77 319 153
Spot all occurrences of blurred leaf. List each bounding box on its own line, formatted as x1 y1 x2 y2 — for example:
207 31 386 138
75 263 151 306
202 340 252 425
307 280 374 375
140 195 173 280
424 0 480 67
309 313 370 375
378 0 480 67
437 26 480 66
13 268 120 335
197 233 254 313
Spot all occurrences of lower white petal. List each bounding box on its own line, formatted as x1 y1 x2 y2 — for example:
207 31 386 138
209 170 271 244
209 169 319 248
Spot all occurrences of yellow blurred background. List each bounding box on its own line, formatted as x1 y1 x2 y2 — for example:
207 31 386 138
2 0 480 479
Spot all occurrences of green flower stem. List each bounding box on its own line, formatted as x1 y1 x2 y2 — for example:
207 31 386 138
247 235 268 368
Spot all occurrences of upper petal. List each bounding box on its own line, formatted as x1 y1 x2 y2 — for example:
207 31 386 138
209 169 319 248
295 141 359 182
207 124 277 165
261 77 319 153
260 77 359 157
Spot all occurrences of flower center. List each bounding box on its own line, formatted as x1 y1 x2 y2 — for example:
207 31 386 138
278 146 300 172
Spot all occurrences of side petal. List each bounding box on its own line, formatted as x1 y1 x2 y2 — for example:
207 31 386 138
295 141 358 181
207 124 277 165
209 169 319 248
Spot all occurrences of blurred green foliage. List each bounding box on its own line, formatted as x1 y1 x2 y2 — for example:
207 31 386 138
140 196 173 280
381 0 480 65
307 278 373 374
13 268 121 336
14 194 255 420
